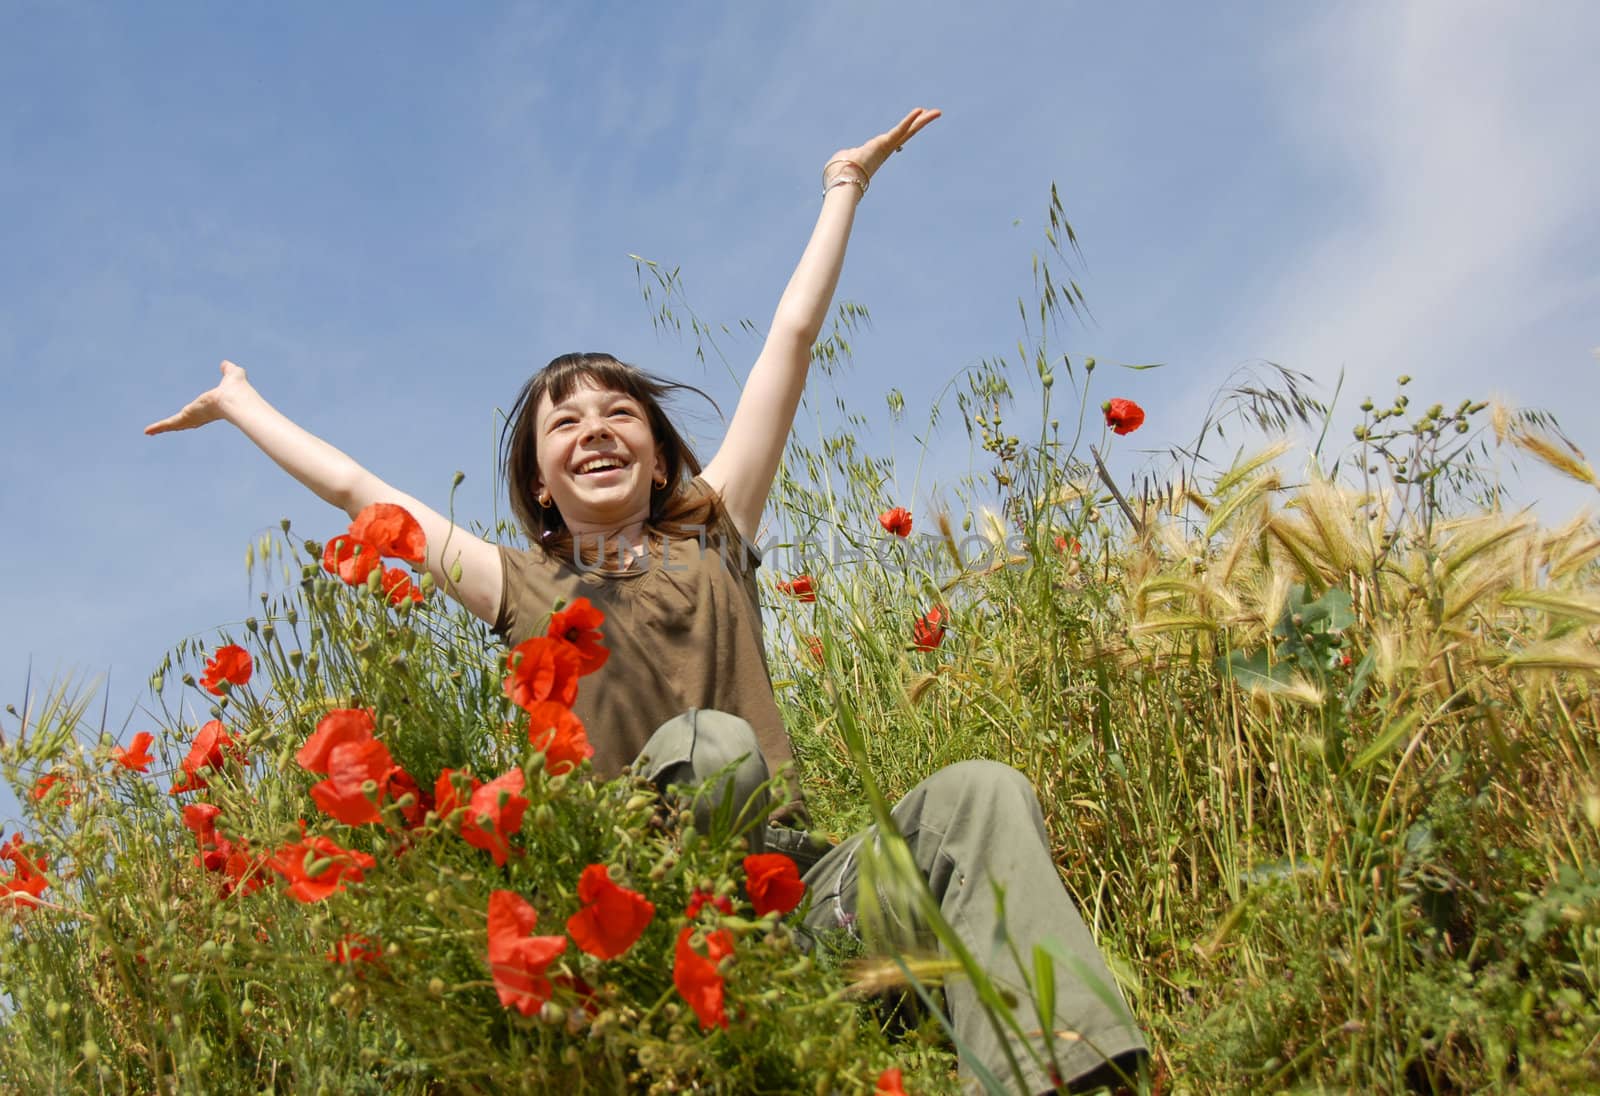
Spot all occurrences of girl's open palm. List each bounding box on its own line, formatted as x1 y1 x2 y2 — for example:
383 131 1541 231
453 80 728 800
145 361 249 435
829 107 941 183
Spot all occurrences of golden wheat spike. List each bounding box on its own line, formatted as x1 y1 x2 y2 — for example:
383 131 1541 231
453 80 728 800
1213 440 1293 498
1292 477 1365 574
842 955 963 999
1499 589 1600 626
1265 516 1328 590
1442 561 1517 625
1500 640 1600 674
1206 469 1281 541
1439 512 1536 579
1511 429 1600 489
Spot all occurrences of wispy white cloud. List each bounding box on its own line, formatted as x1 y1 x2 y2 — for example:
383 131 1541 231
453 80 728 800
1235 2 1597 396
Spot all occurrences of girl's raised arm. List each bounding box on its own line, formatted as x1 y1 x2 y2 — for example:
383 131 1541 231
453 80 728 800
700 107 940 540
146 361 505 625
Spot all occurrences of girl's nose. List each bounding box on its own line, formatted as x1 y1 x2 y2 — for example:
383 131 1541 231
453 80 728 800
578 415 613 444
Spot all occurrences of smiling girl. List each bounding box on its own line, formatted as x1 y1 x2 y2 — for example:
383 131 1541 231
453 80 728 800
148 109 1146 1092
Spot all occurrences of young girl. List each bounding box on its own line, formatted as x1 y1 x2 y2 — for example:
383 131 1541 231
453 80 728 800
147 109 1145 1093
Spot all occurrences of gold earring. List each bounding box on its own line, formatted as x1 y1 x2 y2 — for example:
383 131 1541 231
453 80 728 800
538 491 553 509
653 473 668 488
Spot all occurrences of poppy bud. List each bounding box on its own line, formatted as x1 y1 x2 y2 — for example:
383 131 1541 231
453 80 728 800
428 977 444 998
239 999 255 1017
540 1002 566 1026
1084 356 1096 373
452 470 466 488
182 673 196 687
625 793 653 813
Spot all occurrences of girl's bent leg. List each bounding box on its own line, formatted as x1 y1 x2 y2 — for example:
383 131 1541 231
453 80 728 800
801 761 1147 1094
634 709 772 853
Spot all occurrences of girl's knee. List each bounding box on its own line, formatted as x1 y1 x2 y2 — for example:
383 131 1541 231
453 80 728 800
923 759 1034 802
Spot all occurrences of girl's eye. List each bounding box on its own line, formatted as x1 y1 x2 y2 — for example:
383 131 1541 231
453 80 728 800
609 406 636 418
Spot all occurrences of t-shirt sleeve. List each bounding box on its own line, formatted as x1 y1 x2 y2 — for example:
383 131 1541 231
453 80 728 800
493 544 529 645
689 475 763 573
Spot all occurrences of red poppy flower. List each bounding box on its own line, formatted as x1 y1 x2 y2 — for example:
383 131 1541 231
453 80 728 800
220 848 268 897
1102 397 1145 436
296 709 378 774
486 889 569 1017
912 606 949 652
743 853 806 917
114 731 156 773
322 533 382 586
433 768 483 822
264 832 376 903
182 802 231 872
804 635 825 667
555 972 601 1017
199 644 253 696
1 833 49 913
1053 535 1082 556
523 701 594 776
327 933 382 966
566 864 656 960
674 925 735 1030
460 769 529 867
776 575 817 602
879 507 913 537
348 502 427 565
685 889 735 919
30 773 70 804
875 1067 909 1095
505 636 582 711
380 567 424 606
310 735 400 827
385 767 430 829
546 597 610 675
169 720 239 795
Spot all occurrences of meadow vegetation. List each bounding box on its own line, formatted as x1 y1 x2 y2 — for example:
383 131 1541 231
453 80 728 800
3 192 1598 1092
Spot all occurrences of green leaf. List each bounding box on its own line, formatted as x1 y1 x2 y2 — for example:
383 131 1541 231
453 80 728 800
1219 649 1291 691
1349 710 1421 771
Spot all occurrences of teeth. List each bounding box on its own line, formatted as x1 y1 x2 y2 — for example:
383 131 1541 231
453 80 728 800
577 458 625 474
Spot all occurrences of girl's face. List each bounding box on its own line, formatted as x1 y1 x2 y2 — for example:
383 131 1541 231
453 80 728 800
532 378 665 534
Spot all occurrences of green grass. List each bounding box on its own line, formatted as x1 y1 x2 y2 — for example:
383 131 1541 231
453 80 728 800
5 203 1599 1093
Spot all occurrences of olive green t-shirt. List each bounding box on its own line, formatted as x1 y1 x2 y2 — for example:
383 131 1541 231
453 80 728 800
492 482 798 784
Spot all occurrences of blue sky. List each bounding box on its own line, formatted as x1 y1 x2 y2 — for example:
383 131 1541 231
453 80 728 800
3 2 1597 823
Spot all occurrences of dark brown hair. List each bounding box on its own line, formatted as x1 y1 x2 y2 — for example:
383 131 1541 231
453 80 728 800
499 353 722 564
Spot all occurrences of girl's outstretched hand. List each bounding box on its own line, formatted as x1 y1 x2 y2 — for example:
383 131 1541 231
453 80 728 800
826 107 941 186
145 360 251 435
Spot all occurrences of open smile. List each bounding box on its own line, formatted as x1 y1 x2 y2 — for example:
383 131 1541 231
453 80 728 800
574 457 630 476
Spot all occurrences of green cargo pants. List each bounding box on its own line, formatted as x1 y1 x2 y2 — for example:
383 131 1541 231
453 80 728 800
637 710 1147 1094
